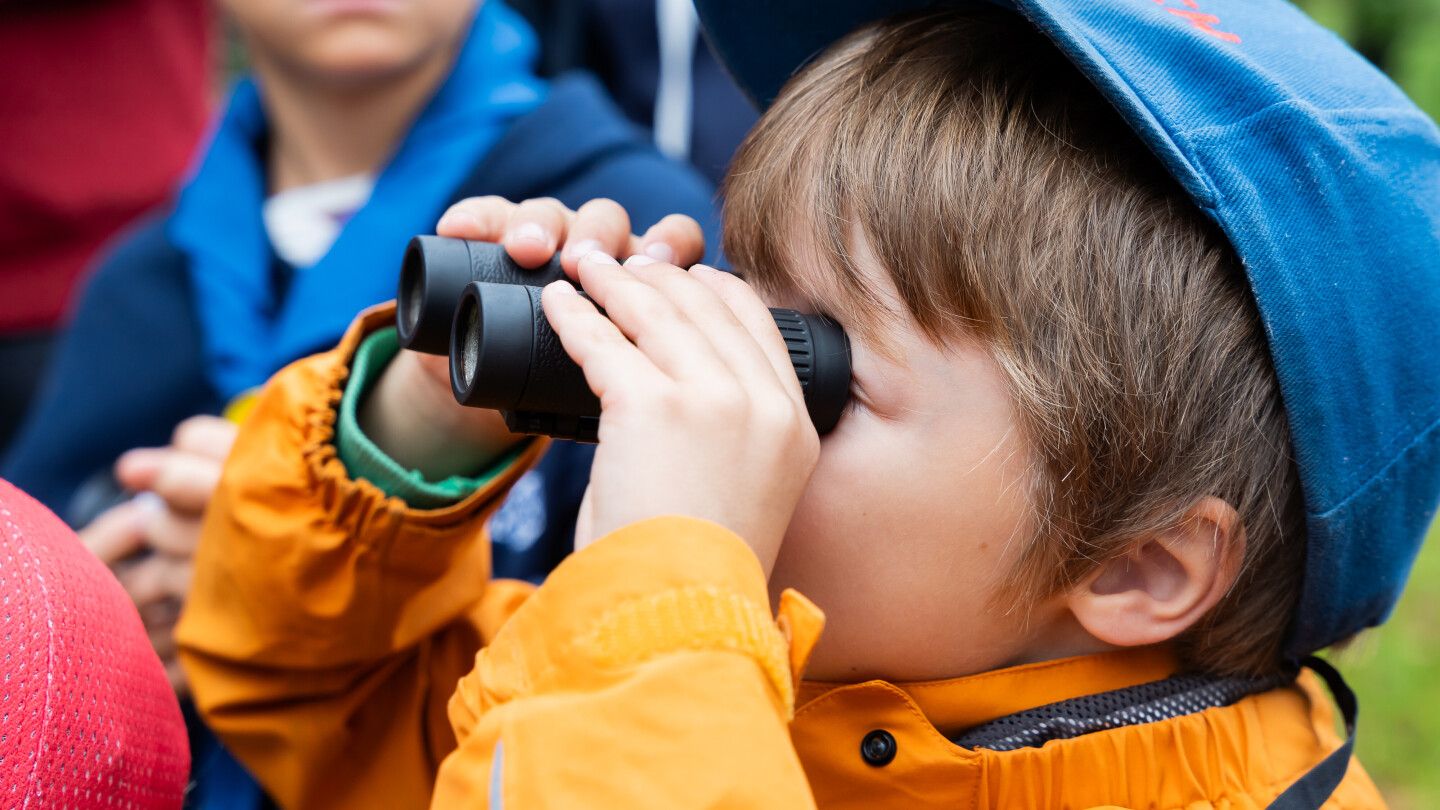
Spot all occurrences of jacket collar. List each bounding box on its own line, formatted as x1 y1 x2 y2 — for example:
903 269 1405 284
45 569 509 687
798 645 1179 735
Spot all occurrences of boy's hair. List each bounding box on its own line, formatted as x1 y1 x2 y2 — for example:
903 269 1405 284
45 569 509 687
722 7 1306 676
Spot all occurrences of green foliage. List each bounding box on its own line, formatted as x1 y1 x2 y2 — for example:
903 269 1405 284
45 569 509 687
1324 518 1440 809
1285 4 1440 806
1292 0 1440 119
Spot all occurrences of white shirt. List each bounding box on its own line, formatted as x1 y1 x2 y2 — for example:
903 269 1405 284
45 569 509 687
262 172 376 269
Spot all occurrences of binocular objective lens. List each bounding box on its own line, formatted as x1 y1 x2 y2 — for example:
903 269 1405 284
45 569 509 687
460 298 480 390
400 267 423 338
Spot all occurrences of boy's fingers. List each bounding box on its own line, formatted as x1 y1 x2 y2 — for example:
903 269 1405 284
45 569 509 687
689 266 809 404
624 258 786 392
435 197 703 278
560 199 632 275
504 198 572 268
574 254 730 382
638 214 706 268
541 278 667 401
436 196 517 241
572 485 596 553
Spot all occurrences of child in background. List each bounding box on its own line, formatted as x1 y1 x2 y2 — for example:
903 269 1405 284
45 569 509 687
3 0 713 807
0 0 211 456
507 0 759 184
177 1 1439 808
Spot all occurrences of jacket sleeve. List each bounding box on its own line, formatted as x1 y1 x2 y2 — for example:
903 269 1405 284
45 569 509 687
432 515 828 810
175 304 549 810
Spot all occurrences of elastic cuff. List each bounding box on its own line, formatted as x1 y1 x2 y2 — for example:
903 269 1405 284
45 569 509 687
335 327 523 509
584 583 796 711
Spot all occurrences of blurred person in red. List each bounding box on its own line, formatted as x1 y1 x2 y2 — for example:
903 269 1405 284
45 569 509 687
0 477 189 806
0 0 212 455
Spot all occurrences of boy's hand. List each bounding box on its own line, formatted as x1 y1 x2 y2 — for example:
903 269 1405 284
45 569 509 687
365 198 707 480
435 195 706 278
544 253 820 577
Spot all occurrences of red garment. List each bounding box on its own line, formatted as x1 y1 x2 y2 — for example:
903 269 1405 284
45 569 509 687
0 0 211 332
0 478 189 806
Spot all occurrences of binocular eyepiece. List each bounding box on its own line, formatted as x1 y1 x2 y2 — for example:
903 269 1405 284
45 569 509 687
395 236 852 443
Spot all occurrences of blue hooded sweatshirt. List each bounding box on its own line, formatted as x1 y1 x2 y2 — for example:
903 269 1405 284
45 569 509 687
3 54 715 550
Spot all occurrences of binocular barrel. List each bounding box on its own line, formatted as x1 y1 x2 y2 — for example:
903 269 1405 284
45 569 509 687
450 281 852 443
396 236 567 354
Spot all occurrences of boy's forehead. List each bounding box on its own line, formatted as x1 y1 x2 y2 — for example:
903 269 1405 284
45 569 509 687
749 219 916 356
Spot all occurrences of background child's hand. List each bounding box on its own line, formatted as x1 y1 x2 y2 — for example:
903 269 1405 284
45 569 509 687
363 197 707 479
544 252 821 576
78 414 239 694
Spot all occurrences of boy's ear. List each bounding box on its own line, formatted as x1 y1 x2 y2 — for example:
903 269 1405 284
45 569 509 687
1066 497 1245 649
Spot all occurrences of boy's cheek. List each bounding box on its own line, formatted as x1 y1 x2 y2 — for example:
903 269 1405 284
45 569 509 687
777 466 1035 682
773 414 1040 680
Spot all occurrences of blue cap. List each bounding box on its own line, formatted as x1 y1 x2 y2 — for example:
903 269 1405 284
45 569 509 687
696 0 1440 657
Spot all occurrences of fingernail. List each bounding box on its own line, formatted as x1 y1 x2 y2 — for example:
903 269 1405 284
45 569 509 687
436 209 478 232
511 222 550 246
563 239 604 260
585 249 619 266
643 241 677 263
691 263 720 274
132 491 165 516
549 280 580 295
624 254 659 267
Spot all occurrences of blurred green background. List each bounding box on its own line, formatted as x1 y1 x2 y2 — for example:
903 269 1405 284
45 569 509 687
1323 520 1440 809
1280 4 1440 806
1293 0 1440 118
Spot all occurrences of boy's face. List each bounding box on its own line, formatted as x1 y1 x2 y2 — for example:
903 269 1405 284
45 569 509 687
760 236 1083 684
222 0 481 87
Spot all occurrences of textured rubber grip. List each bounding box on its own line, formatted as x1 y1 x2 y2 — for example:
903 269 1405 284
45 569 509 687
513 285 601 417
453 283 851 444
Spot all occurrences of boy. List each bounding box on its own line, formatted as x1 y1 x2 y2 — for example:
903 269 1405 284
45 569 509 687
178 0 1440 808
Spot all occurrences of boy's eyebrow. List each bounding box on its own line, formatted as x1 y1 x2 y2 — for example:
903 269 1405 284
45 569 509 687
758 262 913 364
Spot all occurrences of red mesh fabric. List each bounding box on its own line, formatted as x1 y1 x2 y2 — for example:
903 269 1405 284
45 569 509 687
0 478 188 807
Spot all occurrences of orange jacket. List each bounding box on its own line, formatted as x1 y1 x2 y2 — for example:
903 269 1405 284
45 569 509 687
177 308 1386 810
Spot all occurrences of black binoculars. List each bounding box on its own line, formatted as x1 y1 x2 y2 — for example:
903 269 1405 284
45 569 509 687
396 235 851 443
